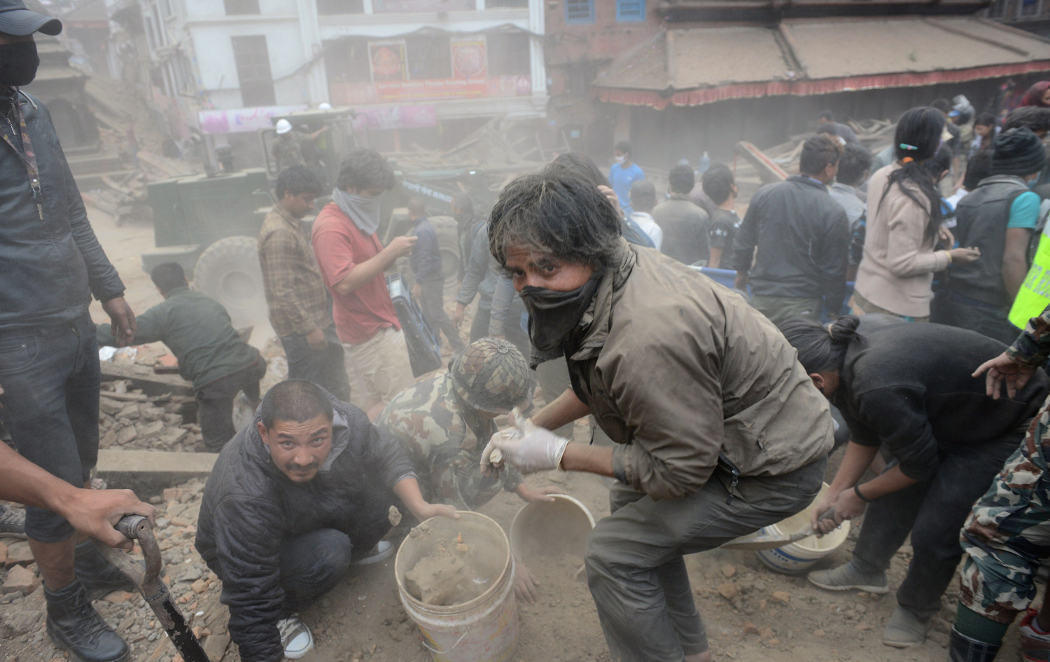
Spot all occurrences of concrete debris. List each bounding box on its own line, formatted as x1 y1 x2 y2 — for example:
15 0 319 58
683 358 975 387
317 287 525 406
4 542 34 567
2 565 39 595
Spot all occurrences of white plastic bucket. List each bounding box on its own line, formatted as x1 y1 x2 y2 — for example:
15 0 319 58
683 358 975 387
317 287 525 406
509 494 596 562
755 484 851 574
394 511 518 662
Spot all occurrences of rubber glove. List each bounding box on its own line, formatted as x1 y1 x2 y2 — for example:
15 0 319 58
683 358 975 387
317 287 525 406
481 409 569 474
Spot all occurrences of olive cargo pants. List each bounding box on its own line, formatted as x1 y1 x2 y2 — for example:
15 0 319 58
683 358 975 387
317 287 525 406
585 458 826 661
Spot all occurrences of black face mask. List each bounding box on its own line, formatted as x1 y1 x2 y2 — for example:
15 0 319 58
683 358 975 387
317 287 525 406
0 41 39 87
520 276 601 353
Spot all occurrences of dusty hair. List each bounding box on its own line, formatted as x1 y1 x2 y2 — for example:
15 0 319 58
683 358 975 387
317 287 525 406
336 148 396 192
779 315 861 374
488 171 622 272
800 135 843 177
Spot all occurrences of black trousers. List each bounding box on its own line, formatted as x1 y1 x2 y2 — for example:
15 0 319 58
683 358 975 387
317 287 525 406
852 438 1021 618
196 358 266 451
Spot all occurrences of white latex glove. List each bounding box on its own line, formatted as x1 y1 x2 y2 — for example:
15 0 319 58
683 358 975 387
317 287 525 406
480 409 569 474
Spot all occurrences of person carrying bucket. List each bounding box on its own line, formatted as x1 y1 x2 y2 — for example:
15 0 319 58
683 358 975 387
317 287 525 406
478 168 834 662
195 380 457 661
779 314 1049 650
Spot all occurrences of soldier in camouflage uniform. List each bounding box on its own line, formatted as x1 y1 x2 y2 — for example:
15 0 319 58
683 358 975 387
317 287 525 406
377 337 552 511
953 304 1050 661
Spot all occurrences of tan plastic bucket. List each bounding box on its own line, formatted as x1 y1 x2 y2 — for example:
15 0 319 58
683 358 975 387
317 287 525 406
755 483 851 574
394 512 518 662
509 494 596 564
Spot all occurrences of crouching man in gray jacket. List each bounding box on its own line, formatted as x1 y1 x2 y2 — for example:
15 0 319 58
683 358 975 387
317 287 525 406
195 380 456 661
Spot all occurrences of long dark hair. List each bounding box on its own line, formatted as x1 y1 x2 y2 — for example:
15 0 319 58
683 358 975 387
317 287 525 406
779 315 861 374
878 107 945 241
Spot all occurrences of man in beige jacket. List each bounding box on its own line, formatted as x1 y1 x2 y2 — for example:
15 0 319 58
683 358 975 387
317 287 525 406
481 169 834 662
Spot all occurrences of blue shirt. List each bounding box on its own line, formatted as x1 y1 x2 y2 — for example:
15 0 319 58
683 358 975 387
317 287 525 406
1008 190 1041 230
609 162 645 217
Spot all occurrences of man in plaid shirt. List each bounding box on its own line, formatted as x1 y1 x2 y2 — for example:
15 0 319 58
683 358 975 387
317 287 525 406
259 166 350 401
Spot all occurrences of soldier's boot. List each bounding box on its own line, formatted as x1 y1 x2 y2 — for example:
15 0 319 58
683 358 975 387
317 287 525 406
74 541 134 599
948 628 1000 662
1021 608 1050 661
46 580 129 662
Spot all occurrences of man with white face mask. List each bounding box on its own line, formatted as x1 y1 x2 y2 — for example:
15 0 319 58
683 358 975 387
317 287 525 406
935 128 1047 344
0 3 139 661
312 149 417 420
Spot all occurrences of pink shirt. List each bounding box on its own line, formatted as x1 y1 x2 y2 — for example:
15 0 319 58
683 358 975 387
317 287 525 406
311 202 400 345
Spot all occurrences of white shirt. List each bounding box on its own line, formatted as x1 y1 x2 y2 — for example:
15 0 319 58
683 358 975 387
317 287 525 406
631 212 663 250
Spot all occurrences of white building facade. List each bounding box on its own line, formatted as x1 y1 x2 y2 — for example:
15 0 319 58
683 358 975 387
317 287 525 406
134 0 547 146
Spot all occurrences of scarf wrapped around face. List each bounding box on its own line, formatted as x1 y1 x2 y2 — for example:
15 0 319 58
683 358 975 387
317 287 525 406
332 188 381 236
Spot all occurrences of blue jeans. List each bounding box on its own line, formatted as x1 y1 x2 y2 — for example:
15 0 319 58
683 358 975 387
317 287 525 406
279 529 353 612
279 326 350 403
0 314 100 542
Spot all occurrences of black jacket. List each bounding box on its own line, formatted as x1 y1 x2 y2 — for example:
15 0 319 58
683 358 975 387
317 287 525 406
195 395 415 662
834 316 1048 482
731 176 849 306
0 89 124 329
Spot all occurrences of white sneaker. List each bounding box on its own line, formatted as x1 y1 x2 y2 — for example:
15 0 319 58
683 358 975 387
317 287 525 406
277 614 314 659
351 540 394 566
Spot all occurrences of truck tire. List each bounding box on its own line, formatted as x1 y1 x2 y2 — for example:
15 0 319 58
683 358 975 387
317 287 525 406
193 236 265 327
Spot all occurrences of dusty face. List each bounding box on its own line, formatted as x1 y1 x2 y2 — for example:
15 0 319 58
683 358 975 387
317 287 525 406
974 124 991 139
282 191 316 219
503 243 594 293
257 414 333 483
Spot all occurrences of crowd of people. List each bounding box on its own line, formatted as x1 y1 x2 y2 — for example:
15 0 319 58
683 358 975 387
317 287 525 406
13 1 1050 660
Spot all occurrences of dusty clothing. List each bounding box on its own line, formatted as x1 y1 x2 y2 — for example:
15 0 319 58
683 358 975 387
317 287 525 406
829 181 867 225
835 316 1046 481
96 287 261 391
850 290 928 322
419 279 463 351
731 176 849 307
195 358 266 451
651 195 710 265
410 217 443 283
707 208 740 261
343 327 415 412
587 460 825 660
949 175 1031 308
271 133 306 172
565 242 834 500
258 204 332 338
959 421 1050 624
377 372 522 510
749 294 822 325
195 394 414 662
0 90 125 329
279 326 350 403
312 201 401 345
854 164 951 318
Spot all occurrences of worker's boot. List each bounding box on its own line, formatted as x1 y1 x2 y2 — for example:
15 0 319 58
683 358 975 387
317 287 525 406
882 606 931 648
74 541 134 599
1020 608 1050 661
45 579 129 662
948 628 1000 662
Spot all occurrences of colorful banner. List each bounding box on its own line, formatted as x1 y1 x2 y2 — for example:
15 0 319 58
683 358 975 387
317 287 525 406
197 104 308 134
451 38 487 79
331 75 531 105
372 0 473 12
369 41 407 82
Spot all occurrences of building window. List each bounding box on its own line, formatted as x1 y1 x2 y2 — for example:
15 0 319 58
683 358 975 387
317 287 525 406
986 0 1007 17
325 39 371 83
231 35 276 107
224 0 260 15
487 33 530 76
405 34 452 80
317 0 364 14
616 0 645 22
565 0 594 24
1019 0 1042 17
486 0 528 7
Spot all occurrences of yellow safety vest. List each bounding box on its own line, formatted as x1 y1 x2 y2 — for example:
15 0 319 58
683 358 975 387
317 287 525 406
1010 229 1050 328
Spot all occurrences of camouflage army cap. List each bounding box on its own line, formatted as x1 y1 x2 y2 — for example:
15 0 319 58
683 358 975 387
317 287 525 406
450 337 535 415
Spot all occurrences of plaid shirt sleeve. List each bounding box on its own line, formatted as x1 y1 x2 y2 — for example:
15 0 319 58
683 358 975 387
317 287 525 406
258 228 317 337
1007 304 1050 367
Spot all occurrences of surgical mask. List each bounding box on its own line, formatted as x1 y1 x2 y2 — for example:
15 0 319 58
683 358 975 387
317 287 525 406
332 188 381 235
520 276 601 353
614 155 625 164
0 41 39 87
